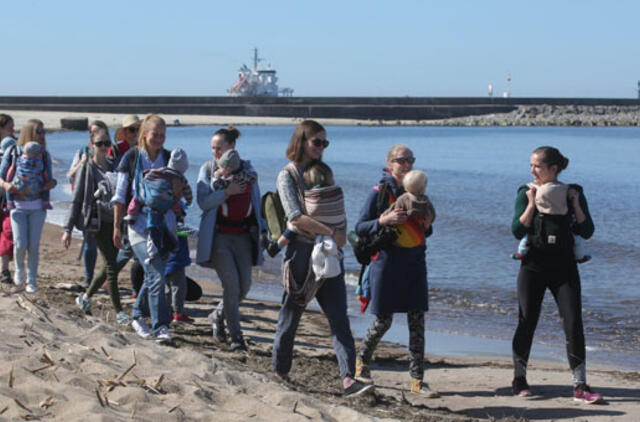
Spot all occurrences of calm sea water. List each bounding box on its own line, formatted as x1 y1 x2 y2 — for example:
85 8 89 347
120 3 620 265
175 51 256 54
46 126 639 369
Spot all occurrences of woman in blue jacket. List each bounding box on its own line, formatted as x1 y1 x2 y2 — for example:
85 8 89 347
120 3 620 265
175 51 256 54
196 126 264 351
354 144 438 398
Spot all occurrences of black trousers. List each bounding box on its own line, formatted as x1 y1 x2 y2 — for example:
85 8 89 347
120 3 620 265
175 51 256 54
512 264 586 371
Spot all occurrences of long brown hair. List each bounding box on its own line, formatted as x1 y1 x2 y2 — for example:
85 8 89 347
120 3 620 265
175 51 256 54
285 120 325 163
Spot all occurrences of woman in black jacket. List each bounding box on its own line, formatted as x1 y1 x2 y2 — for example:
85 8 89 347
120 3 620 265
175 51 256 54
61 130 128 325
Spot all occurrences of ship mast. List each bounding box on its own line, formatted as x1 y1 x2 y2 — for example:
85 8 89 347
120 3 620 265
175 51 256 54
253 48 259 71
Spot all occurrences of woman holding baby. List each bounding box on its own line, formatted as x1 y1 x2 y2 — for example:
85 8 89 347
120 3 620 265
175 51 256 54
195 126 264 352
270 120 373 398
510 146 601 403
354 144 438 398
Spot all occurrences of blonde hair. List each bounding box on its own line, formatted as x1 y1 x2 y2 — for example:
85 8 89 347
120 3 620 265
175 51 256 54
403 170 427 195
386 144 411 163
17 119 45 148
137 114 166 152
303 160 334 187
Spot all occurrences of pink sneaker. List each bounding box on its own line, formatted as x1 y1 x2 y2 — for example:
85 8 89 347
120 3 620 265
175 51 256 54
573 384 603 404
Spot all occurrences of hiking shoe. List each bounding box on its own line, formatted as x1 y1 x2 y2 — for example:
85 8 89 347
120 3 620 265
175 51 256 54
229 337 247 351
344 380 375 398
116 311 131 325
155 325 172 345
576 255 592 264
355 357 372 383
173 313 194 323
574 384 603 404
411 378 440 398
25 282 37 294
0 269 11 284
75 294 92 314
512 376 532 397
132 318 151 339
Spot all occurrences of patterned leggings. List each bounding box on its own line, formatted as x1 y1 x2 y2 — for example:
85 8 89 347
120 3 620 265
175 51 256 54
358 311 425 380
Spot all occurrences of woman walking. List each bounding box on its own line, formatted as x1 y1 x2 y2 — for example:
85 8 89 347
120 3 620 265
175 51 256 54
112 114 175 344
0 119 56 293
354 144 438 397
61 129 129 325
0 114 16 284
510 146 602 403
196 126 264 351
271 120 372 397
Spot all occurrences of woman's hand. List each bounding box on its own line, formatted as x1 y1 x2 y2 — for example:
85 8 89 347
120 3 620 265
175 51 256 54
525 184 537 205
519 185 537 228
61 231 72 249
225 181 246 196
3 181 17 194
379 209 407 227
113 227 123 250
43 180 57 191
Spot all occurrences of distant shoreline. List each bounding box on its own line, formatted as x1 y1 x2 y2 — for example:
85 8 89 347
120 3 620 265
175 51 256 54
1 105 638 132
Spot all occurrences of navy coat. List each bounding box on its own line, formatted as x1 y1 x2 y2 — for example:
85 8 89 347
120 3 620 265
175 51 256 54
355 172 430 315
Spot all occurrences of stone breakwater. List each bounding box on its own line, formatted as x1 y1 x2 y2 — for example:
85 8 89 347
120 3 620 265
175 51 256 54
425 104 640 126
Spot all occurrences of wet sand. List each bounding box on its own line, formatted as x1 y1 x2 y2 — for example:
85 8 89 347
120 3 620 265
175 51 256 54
0 222 638 421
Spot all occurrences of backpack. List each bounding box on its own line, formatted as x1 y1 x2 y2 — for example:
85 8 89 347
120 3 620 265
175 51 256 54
522 183 581 253
260 163 301 242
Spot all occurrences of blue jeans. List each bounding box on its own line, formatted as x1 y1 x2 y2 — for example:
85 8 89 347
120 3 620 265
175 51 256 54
272 240 356 379
10 208 46 285
83 232 97 282
131 240 171 335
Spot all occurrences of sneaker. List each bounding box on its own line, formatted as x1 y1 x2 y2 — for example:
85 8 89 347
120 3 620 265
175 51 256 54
0 269 11 284
25 282 37 294
155 325 172 345
574 384 603 404
344 379 375 398
512 376 532 397
229 336 247 351
81 277 90 289
116 311 131 325
173 313 194 323
209 313 227 343
75 294 92 315
132 318 151 339
14 273 25 287
411 378 440 398
355 357 372 383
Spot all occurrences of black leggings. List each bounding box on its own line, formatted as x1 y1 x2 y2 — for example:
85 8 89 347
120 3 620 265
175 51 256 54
512 265 585 372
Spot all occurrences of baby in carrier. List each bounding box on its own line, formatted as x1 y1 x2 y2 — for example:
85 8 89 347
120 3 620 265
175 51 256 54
6 141 52 210
264 161 346 267
127 148 193 263
382 169 435 224
512 181 590 263
211 149 257 232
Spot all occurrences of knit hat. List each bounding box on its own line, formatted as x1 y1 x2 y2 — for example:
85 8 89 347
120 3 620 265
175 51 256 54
217 149 240 172
168 148 189 174
0 137 16 153
24 141 43 159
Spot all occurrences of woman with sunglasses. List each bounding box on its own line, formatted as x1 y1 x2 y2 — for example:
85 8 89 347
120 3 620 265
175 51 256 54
61 130 130 324
271 120 373 398
354 144 438 398
0 119 56 293
196 126 264 351
67 120 108 289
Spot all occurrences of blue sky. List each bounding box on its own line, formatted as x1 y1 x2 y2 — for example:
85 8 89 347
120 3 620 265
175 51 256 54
3 0 639 97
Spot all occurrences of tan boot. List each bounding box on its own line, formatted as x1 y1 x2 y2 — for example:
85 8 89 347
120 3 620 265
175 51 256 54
411 378 439 398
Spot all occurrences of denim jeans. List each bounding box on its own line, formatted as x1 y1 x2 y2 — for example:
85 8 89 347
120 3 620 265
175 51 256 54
10 208 46 285
272 240 356 379
131 240 171 335
83 232 97 282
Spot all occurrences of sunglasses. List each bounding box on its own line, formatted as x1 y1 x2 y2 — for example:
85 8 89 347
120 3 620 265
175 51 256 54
36 127 45 135
310 138 330 148
391 156 415 165
93 140 111 148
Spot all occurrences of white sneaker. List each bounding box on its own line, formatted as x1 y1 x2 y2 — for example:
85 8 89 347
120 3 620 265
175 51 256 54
14 273 25 286
132 318 151 339
155 325 172 345
25 283 37 293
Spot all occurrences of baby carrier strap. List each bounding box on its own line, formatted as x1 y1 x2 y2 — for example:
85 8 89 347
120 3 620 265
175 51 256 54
284 162 306 215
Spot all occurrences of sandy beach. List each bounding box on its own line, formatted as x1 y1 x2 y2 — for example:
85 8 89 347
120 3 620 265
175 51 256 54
0 222 637 421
